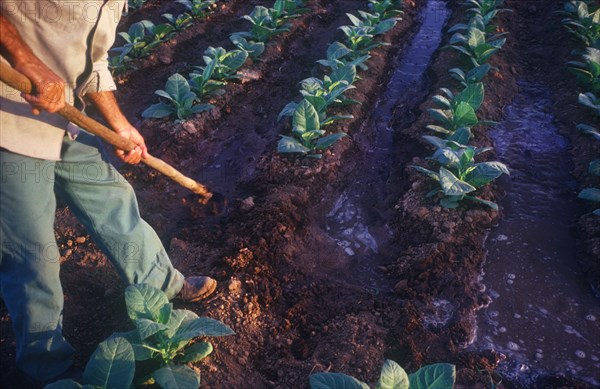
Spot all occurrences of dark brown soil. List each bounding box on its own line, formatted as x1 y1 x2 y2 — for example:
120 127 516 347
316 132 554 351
1 0 598 388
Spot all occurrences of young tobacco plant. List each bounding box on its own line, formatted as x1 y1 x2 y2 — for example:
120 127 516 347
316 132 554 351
196 46 248 80
568 47 600 93
426 84 496 134
113 284 235 388
238 5 291 42
113 21 162 59
278 99 348 158
412 139 509 210
46 337 135 389
367 0 404 19
142 73 214 120
230 34 266 60
318 41 371 71
445 25 506 67
560 0 600 49
139 20 176 43
309 359 456 389
448 64 491 87
579 92 600 116
163 12 194 32
177 0 217 19
188 58 227 98
346 10 400 35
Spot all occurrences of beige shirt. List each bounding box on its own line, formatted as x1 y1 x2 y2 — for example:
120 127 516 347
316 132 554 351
0 0 126 160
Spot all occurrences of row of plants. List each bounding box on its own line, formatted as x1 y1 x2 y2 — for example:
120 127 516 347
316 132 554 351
141 0 310 121
411 0 511 210
110 0 223 75
276 0 405 158
561 0 600 215
46 284 235 389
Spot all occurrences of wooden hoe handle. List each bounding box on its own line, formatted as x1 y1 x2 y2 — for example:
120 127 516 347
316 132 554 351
0 62 213 203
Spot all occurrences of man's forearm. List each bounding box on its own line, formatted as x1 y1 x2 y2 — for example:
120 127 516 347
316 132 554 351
0 13 37 67
86 91 130 132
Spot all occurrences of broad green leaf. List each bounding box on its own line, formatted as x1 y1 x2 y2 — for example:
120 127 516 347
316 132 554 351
142 103 174 118
109 330 153 361
83 337 135 389
448 127 472 145
431 148 460 169
425 124 452 134
579 188 600 202
467 28 486 48
455 82 484 110
166 309 199 338
375 359 409 389
165 73 191 100
373 19 397 35
327 41 352 60
125 284 170 322
136 318 169 340
153 365 200 389
440 197 460 209
190 103 215 114
428 108 451 124
155 89 176 101
44 379 83 389
331 64 357 85
221 50 248 71
432 95 452 109
315 133 347 150
178 341 213 363
278 101 298 121
408 363 456 389
293 99 320 132
411 165 439 181
465 161 509 187
453 102 478 128
278 135 311 154
465 195 499 210
439 167 476 196
321 115 353 126
172 317 235 342
309 373 370 389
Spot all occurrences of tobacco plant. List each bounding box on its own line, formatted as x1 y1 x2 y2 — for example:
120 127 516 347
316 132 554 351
318 41 371 71
238 5 292 42
195 46 248 80
113 284 234 388
177 0 217 19
188 59 227 98
163 12 194 32
445 26 506 67
346 11 400 35
108 53 129 76
142 73 214 120
560 1 600 48
309 359 456 389
568 47 600 93
412 142 509 210
579 92 600 115
448 64 491 87
278 99 348 158
367 0 404 18
139 20 176 43
230 34 266 60
426 84 496 134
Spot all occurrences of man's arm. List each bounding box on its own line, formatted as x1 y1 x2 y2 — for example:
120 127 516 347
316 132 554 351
86 91 148 165
0 13 65 114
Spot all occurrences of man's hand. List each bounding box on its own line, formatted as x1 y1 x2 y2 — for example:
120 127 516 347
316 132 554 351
114 124 149 165
15 62 65 115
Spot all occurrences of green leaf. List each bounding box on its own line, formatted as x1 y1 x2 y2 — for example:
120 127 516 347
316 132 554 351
453 102 478 128
136 318 169 339
293 99 320 132
125 284 170 322
190 103 215 114
309 373 370 389
166 309 199 338
278 135 311 154
411 165 439 181
83 337 135 389
431 148 460 169
455 82 484 110
373 19 397 35
178 341 213 363
315 133 347 150
44 379 83 389
408 363 456 389
579 188 600 202
165 73 191 100
439 167 476 196
425 125 452 134
448 127 472 145
467 28 486 48
440 197 461 209
331 64 357 85
172 317 235 343
142 103 174 118
465 161 509 187
220 50 248 71
153 365 200 389
375 360 410 389
108 330 153 361
465 195 499 210
427 108 451 124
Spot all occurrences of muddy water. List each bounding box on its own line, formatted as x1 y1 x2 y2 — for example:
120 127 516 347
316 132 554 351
476 81 600 386
324 0 449 288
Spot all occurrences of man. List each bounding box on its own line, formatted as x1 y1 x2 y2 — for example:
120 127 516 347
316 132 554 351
0 0 217 384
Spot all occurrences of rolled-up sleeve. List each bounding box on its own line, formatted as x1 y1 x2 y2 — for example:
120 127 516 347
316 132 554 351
78 0 126 96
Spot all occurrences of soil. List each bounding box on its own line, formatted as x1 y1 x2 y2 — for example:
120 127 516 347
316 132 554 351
1 0 598 388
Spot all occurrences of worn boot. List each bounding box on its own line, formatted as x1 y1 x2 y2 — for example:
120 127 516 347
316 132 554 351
177 276 217 302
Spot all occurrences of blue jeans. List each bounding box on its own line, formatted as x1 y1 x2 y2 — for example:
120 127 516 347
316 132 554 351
0 131 184 381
